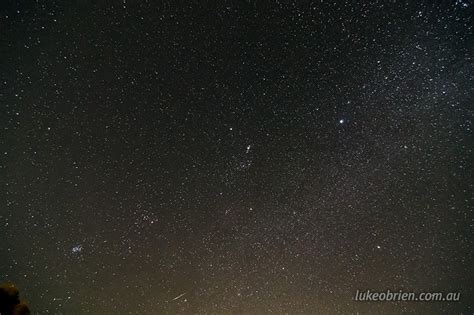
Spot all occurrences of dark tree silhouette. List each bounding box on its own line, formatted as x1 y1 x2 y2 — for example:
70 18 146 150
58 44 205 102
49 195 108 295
0 284 30 315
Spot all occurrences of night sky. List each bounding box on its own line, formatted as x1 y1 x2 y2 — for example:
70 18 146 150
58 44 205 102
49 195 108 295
1 1 473 314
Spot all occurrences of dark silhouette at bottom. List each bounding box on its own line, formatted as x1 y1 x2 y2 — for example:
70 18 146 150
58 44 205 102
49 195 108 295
0 284 30 315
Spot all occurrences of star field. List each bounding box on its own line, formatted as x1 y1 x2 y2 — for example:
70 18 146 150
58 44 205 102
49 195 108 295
1 1 473 314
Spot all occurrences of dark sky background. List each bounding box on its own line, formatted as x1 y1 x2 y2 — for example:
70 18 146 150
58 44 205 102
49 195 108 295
1 1 473 314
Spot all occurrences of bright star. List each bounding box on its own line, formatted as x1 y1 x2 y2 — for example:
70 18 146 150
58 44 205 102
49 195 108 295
72 244 82 253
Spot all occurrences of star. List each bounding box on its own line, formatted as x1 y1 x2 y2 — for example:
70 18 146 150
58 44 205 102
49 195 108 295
71 245 82 253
